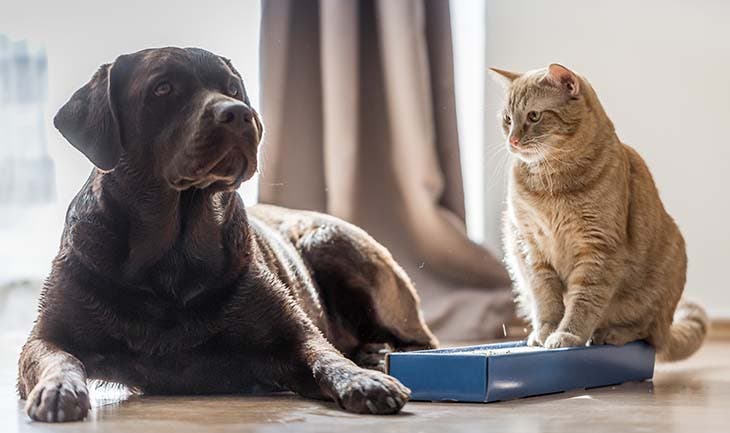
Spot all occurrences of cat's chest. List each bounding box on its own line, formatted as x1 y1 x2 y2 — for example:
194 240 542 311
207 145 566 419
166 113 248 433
511 193 588 275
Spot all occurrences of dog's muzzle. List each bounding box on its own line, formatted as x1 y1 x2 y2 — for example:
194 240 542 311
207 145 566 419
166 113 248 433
212 100 257 137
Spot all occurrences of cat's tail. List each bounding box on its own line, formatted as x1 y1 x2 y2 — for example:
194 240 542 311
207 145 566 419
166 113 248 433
657 299 709 362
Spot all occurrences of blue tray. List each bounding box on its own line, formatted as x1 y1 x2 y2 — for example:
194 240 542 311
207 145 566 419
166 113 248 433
386 340 655 402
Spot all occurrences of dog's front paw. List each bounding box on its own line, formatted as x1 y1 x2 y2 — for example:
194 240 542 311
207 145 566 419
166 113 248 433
25 375 90 422
544 331 585 349
334 369 410 414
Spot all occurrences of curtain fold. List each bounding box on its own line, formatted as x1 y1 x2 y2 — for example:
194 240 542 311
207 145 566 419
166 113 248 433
259 0 516 340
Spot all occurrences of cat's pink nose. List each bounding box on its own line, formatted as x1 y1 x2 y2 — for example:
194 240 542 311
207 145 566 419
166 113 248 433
509 136 521 147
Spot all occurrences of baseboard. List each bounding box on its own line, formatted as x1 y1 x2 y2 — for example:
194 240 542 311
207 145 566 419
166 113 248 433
710 320 730 340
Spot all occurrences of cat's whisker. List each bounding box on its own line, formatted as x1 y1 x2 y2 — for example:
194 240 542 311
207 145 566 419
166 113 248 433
486 145 511 194
532 142 561 193
486 142 508 161
530 146 549 191
527 140 576 170
525 134 552 143
538 146 571 166
535 145 556 193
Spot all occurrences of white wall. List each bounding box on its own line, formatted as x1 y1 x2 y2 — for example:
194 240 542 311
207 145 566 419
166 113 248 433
483 0 730 317
0 0 261 282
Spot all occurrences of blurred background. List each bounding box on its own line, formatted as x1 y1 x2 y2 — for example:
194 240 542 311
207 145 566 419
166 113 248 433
0 0 728 352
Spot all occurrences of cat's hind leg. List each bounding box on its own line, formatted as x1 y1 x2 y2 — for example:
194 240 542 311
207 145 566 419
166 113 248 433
592 326 645 346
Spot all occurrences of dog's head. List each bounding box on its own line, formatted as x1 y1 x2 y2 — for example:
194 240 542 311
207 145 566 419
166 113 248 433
54 47 262 191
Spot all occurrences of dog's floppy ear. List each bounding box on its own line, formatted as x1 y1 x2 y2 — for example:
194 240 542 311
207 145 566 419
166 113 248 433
54 60 126 170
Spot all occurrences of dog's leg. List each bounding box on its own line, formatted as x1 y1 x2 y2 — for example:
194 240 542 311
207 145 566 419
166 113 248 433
18 338 90 422
239 269 412 414
297 223 438 366
277 336 411 414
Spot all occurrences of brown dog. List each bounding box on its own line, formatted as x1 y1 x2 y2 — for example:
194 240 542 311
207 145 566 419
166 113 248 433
17 47 437 422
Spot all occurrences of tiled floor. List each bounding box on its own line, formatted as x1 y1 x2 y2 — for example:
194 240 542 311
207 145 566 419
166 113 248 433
2 332 728 433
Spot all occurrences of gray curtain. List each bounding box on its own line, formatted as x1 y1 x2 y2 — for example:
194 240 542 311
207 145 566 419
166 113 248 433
259 0 516 341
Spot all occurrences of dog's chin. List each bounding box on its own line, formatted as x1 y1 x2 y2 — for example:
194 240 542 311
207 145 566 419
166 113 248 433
168 155 256 192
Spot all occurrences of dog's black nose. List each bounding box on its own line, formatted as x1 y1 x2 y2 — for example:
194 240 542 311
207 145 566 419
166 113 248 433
212 100 253 131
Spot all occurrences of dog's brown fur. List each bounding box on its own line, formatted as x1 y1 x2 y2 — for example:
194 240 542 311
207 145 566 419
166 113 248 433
17 47 437 423
491 64 708 358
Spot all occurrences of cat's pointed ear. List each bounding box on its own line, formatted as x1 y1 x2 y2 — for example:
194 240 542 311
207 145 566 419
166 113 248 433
489 67 521 88
543 63 580 97
54 59 127 170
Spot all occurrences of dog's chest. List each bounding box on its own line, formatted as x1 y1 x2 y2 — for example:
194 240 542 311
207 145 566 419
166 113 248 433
146 248 224 302
91 252 240 354
88 286 231 359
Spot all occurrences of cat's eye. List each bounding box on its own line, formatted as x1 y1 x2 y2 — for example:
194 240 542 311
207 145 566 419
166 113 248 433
527 111 542 122
228 83 239 97
503 114 512 125
154 82 173 97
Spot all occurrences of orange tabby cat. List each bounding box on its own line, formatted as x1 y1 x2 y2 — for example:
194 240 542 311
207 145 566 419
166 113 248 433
492 64 707 360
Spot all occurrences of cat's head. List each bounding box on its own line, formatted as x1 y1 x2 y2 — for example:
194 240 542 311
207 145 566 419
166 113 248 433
490 64 610 165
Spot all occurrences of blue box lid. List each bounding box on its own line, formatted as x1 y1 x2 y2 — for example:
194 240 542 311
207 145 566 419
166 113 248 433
387 340 655 402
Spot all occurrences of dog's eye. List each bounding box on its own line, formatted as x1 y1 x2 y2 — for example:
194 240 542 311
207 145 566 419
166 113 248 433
228 83 239 97
154 82 173 97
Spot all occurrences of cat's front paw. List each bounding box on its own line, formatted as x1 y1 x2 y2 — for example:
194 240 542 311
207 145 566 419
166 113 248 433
544 331 585 349
527 323 558 347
